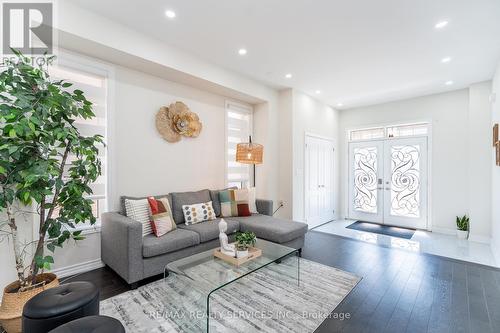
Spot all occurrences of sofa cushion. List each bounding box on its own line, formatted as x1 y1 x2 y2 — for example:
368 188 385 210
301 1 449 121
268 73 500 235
170 189 211 224
178 218 240 243
142 229 200 258
235 214 308 244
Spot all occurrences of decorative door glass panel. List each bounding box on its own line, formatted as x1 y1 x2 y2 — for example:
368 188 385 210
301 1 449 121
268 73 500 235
390 145 421 217
353 147 378 213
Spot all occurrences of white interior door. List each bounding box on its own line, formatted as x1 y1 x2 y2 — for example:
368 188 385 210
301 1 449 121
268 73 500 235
348 141 384 223
383 137 428 229
348 137 428 229
305 135 335 228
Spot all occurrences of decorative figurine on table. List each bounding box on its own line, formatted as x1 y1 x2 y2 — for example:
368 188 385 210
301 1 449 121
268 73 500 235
218 219 236 257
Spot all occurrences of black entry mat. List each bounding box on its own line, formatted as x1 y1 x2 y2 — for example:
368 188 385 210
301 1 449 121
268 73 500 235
346 221 416 239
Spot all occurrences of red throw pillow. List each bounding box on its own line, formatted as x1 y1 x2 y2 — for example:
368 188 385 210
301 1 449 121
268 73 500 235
237 203 251 217
147 197 168 215
147 196 176 237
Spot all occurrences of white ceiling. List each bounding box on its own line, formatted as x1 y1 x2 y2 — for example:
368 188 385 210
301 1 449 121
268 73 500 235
67 0 500 109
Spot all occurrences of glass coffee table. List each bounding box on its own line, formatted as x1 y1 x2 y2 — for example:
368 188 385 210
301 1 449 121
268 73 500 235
164 239 300 332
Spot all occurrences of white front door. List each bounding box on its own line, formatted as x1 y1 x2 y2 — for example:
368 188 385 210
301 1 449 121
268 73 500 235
348 141 384 223
305 135 335 228
348 137 428 229
383 137 428 229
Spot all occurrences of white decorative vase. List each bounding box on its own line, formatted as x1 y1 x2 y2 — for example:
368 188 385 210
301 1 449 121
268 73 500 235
456 230 468 239
236 249 248 258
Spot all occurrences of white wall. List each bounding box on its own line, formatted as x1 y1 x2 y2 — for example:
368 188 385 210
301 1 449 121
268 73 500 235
292 91 340 222
468 82 493 242
491 63 500 262
276 89 340 221
253 101 280 207
112 66 230 207
339 85 492 239
276 89 294 219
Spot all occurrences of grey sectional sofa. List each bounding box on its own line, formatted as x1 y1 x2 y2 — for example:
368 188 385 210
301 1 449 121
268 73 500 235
101 189 308 287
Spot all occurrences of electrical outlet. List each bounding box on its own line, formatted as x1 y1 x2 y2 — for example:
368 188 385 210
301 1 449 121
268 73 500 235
278 200 284 207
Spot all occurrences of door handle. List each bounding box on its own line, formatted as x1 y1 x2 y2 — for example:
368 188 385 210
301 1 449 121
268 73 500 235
385 187 391 190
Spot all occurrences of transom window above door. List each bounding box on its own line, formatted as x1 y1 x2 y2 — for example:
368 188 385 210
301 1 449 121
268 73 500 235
349 123 429 142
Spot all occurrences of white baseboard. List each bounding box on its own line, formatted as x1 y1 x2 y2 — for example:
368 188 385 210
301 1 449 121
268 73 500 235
491 240 500 265
468 234 491 244
431 226 456 235
432 227 491 244
50 258 104 278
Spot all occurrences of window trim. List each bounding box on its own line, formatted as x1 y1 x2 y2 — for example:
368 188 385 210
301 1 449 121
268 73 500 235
224 100 253 188
348 121 431 142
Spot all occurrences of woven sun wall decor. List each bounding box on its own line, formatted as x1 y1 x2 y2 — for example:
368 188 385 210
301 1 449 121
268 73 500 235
156 101 202 143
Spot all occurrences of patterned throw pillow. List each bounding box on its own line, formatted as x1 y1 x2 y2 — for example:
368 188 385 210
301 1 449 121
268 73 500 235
125 198 153 237
219 189 251 217
147 197 176 237
182 201 216 225
150 213 176 237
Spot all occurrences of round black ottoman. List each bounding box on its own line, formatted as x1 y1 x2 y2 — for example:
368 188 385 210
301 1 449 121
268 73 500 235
49 315 125 333
22 281 99 333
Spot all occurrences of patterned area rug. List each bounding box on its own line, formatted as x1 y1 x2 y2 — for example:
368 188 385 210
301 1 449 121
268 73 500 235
101 258 360 332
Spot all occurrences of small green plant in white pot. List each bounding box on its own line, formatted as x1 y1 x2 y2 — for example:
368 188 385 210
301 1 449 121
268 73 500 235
456 215 469 239
235 231 256 258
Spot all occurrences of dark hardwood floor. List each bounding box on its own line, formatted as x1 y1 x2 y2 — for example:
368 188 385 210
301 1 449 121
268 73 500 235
66 230 500 333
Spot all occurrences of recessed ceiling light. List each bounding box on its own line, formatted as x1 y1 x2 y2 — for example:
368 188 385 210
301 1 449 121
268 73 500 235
337 103 344 107
238 48 247 55
435 20 449 29
165 10 176 19
285 73 292 79
445 80 454 85
315 90 321 94
441 57 452 63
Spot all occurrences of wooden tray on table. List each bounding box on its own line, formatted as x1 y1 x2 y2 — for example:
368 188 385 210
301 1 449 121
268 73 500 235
213 246 262 267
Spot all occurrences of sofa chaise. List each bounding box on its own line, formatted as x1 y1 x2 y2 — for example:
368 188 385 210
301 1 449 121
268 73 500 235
101 189 308 288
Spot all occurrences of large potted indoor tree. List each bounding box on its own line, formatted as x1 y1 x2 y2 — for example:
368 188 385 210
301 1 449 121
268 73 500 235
0 51 103 332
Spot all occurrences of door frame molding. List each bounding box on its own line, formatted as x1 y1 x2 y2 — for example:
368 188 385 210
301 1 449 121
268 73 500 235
304 132 336 226
343 120 433 231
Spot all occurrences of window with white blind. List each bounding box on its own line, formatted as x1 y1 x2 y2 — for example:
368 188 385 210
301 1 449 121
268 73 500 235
49 63 108 228
349 123 429 141
226 101 253 188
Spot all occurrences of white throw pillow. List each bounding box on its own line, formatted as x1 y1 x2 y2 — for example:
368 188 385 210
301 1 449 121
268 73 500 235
248 187 257 214
182 201 216 225
125 198 153 236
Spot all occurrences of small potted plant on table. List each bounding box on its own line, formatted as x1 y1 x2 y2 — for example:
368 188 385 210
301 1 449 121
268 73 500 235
456 215 469 239
235 231 256 258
